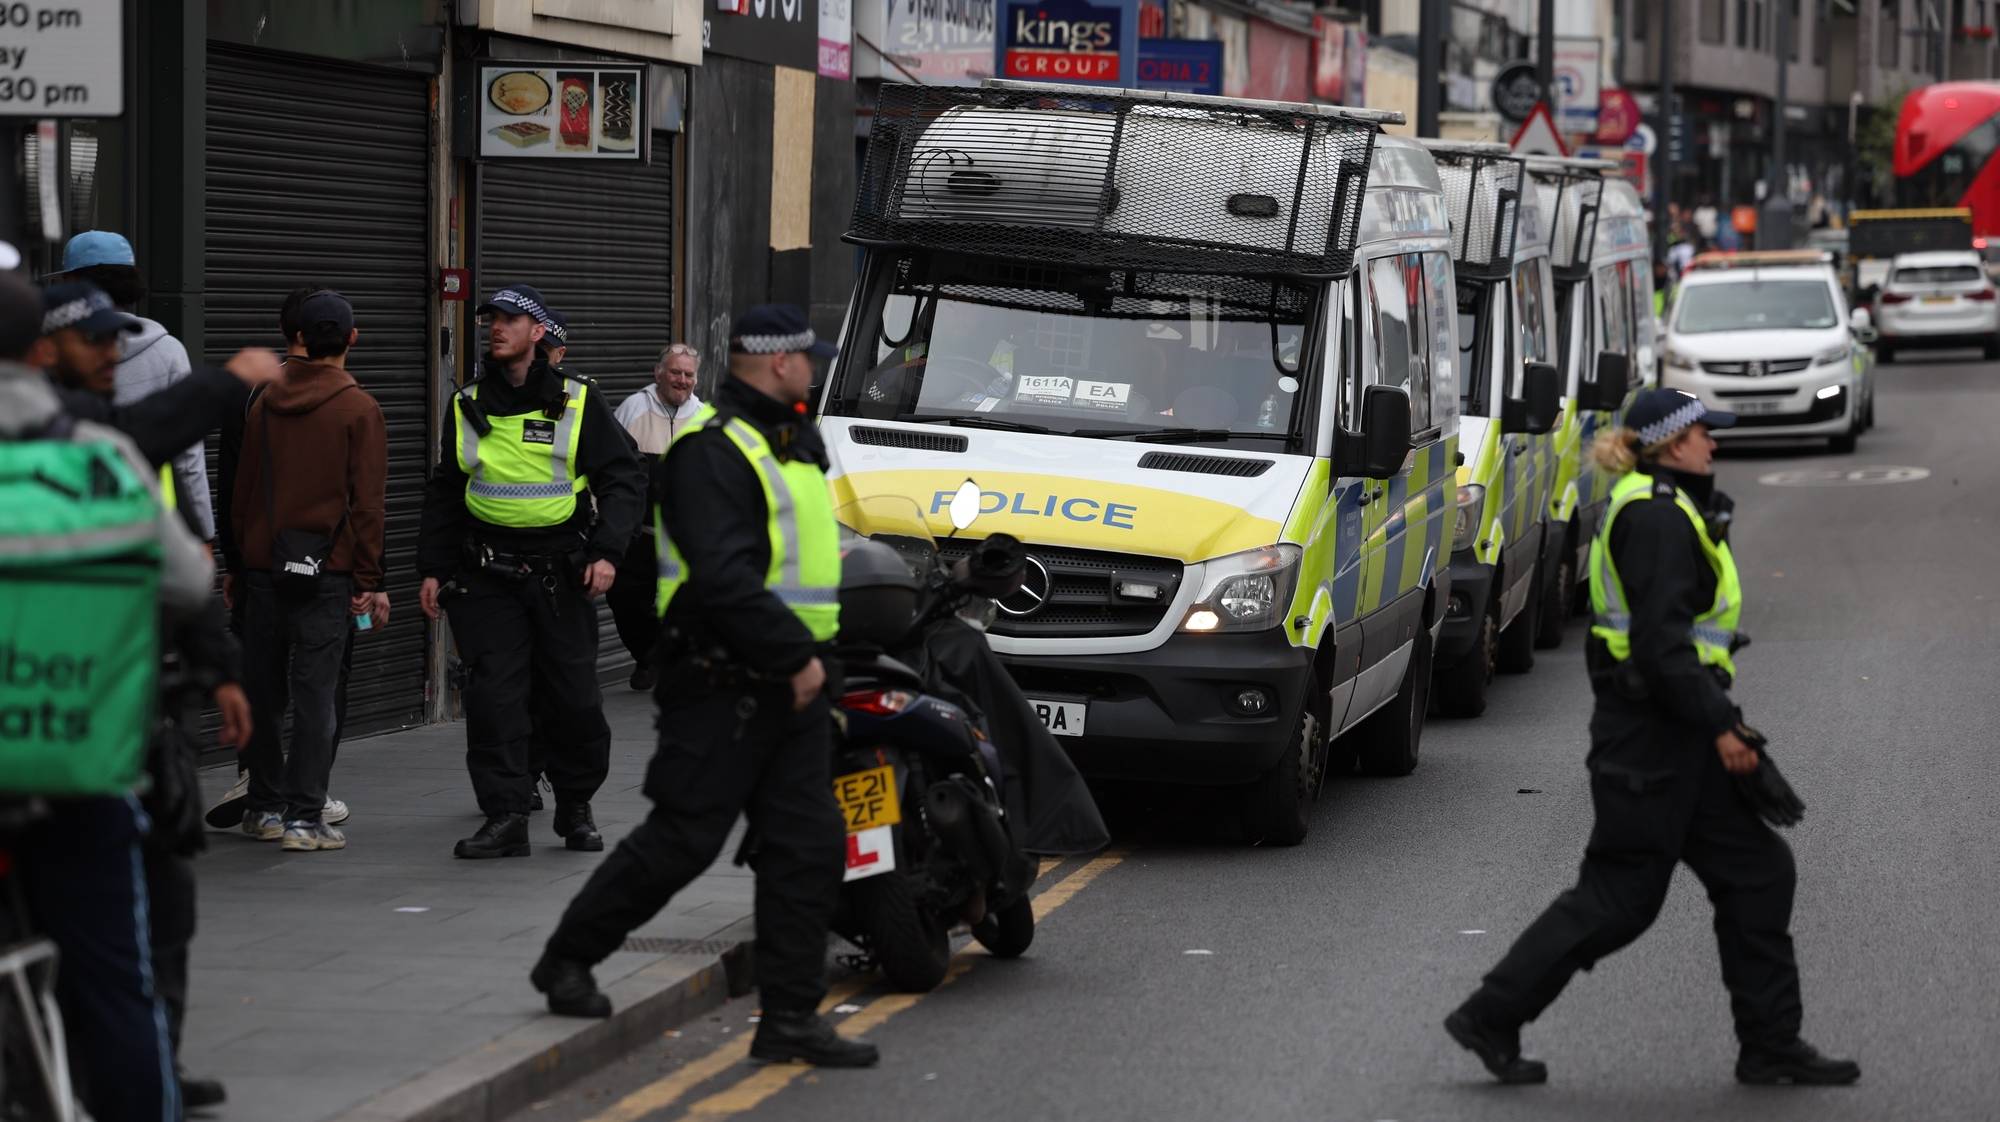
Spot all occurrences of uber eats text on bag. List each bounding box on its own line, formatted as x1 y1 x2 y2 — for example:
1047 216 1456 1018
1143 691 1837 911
0 418 160 796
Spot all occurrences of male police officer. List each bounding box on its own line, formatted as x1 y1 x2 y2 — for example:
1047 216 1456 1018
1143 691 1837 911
529 305 875 1069
418 284 644 858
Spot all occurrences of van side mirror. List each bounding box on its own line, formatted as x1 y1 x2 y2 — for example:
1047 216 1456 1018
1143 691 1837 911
1502 361 1561 434
1580 351 1630 412
1337 384 1411 480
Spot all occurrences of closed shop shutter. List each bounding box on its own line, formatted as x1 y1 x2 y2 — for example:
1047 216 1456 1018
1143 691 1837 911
474 152 675 684
205 44 432 734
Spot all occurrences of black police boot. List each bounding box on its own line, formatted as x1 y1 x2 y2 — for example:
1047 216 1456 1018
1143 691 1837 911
179 1070 227 1108
453 813 530 859
1444 1007 1549 1085
553 802 604 852
1736 1038 1861 1085
530 955 612 1019
750 1009 880 1068
629 664 656 691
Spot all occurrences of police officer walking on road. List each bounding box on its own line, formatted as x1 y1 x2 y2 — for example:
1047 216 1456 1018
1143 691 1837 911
529 305 877 1069
417 284 644 859
1445 389 1860 1088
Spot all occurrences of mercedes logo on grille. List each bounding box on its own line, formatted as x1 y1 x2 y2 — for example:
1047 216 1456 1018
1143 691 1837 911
998 555 1052 617
1746 360 1767 377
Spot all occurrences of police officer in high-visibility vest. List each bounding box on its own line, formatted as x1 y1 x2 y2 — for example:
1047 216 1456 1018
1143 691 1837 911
1445 389 1859 1088
417 284 644 859
530 305 877 1069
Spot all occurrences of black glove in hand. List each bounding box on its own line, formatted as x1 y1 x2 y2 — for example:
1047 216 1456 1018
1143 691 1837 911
1733 723 1806 829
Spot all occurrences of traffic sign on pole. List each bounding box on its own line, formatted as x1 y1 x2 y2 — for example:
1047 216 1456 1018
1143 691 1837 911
1510 102 1569 158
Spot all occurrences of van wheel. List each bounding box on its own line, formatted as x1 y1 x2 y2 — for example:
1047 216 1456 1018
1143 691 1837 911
1533 547 1572 650
1497 564 1541 674
1876 344 1895 364
1433 599 1496 718
1241 707 1319 846
1354 622 1433 777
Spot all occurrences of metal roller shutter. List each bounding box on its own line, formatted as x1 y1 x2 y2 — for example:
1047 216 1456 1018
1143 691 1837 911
474 154 675 684
205 44 432 734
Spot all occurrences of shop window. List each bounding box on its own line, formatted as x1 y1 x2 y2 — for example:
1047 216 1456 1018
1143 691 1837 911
1702 0 1726 43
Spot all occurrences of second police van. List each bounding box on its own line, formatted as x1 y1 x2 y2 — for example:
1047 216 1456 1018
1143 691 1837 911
818 80 1461 845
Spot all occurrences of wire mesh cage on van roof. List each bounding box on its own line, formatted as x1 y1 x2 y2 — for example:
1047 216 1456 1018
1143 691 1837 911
1426 146 1524 280
850 83 1381 282
1534 167 1603 281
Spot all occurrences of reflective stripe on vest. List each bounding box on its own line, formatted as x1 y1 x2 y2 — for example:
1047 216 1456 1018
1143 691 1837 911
453 378 590 527
1587 470 1743 678
159 464 176 512
653 404 842 642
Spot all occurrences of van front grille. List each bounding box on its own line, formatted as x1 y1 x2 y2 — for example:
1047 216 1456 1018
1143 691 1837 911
934 539 1183 639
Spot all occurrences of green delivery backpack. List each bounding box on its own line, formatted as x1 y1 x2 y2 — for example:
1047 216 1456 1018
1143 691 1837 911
0 415 162 796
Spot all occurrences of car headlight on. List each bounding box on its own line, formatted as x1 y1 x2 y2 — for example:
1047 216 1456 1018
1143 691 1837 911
1815 343 1852 367
1453 483 1486 551
1180 544 1303 633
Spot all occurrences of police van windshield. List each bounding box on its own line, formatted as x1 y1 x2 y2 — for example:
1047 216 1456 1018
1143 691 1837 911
1675 280 1838 334
827 252 1314 449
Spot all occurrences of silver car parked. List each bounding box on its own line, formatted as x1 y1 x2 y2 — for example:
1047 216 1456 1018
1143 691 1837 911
1875 250 2000 362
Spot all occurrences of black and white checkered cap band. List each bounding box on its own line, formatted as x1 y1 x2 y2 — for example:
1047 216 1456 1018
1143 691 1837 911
733 329 816 355
1637 398 1708 447
41 290 115 334
546 321 568 343
491 289 552 326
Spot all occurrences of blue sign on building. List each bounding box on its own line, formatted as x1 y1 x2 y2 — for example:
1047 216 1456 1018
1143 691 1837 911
995 0 1139 87
1136 38 1223 95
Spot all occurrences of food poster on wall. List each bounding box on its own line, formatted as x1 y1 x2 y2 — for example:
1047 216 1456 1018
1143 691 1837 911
480 64 645 160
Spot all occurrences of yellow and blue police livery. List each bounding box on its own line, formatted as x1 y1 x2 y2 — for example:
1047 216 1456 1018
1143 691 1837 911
819 81 1459 846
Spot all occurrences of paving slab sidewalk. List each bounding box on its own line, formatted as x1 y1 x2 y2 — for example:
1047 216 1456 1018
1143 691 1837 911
184 690 756 1122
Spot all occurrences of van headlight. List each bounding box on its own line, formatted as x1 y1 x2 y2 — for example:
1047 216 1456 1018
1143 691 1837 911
1180 544 1303 633
1815 343 1852 367
1453 484 1486 551
1661 345 1694 370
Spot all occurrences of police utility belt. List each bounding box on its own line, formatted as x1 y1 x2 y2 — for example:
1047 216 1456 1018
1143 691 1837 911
461 537 582 585
1586 635 1747 700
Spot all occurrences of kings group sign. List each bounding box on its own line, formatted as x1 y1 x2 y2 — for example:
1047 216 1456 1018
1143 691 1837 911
997 0 1138 85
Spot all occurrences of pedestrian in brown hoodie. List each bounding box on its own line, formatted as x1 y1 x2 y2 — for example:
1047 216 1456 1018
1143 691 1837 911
230 291 387 852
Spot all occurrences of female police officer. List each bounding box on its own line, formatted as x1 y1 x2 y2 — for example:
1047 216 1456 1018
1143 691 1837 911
1444 389 1860 1088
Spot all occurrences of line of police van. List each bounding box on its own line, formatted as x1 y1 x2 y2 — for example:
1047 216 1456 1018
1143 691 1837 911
812 80 1660 846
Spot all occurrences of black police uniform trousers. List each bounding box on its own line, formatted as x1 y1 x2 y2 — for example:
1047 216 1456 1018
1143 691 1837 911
446 567 611 816
545 678 845 1013
1463 697 1804 1049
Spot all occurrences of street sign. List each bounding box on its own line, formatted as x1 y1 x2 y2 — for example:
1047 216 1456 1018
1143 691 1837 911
1510 101 1569 159
1137 38 1223 95
1595 88 1641 145
1629 123 1656 155
997 0 1139 86
0 0 122 118
1552 37 1601 134
1491 60 1540 124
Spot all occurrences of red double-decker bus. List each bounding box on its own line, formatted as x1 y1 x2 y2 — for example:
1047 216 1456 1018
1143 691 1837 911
1894 82 2000 235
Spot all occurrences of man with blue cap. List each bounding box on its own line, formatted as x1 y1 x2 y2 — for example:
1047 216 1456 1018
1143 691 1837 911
417 283 644 859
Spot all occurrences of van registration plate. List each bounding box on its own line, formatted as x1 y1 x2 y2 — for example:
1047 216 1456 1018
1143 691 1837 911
1732 398 1786 416
1026 698 1088 737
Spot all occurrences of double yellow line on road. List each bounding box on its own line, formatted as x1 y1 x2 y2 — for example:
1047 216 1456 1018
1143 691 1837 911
586 848 1131 1122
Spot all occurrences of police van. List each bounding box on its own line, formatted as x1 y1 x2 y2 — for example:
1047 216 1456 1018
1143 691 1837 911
1524 159 1653 619
1418 141 1560 718
818 80 1460 845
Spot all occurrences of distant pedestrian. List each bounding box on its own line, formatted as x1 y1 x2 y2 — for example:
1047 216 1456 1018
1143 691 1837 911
231 291 388 853
531 305 876 1070
417 284 645 859
56 230 217 544
608 342 703 687
1445 389 1859 1089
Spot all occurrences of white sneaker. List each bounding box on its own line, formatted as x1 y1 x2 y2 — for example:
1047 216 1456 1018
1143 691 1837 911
241 811 283 841
206 771 251 829
322 798 350 826
280 820 346 852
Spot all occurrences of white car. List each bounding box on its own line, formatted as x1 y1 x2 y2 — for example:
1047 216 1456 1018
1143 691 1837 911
1875 249 2000 362
1659 252 1876 453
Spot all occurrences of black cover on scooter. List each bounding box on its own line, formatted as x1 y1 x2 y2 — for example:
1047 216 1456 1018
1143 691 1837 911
916 619 1110 856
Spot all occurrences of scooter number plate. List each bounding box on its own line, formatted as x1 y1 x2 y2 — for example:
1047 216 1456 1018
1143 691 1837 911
833 765 901 833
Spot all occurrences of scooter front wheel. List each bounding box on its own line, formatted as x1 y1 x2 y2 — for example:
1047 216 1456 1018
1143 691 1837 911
848 873 951 992
971 895 1034 959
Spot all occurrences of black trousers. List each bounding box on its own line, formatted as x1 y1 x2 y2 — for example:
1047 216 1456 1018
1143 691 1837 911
447 568 611 816
1464 704 1804 1048
241 573 353 823
143 847 196 1064
606 531 659 666
544 683 844 1013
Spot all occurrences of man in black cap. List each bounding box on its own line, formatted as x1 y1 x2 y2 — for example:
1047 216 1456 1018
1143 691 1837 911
418 284 644 858
529 305 876 1069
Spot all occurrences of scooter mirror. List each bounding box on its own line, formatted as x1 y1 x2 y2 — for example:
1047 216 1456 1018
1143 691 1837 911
948 479 983 532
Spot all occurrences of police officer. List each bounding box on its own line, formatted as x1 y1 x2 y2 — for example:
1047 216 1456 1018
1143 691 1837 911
1445 389 1859 1087
529 305 876 1069
417 284 644 859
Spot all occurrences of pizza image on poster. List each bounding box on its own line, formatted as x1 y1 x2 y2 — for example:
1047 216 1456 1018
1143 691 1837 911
477 63 647 160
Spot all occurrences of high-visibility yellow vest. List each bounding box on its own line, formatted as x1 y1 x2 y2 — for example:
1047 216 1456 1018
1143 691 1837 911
452 377 591 528
654 404 841 642
1588 470 1742 679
